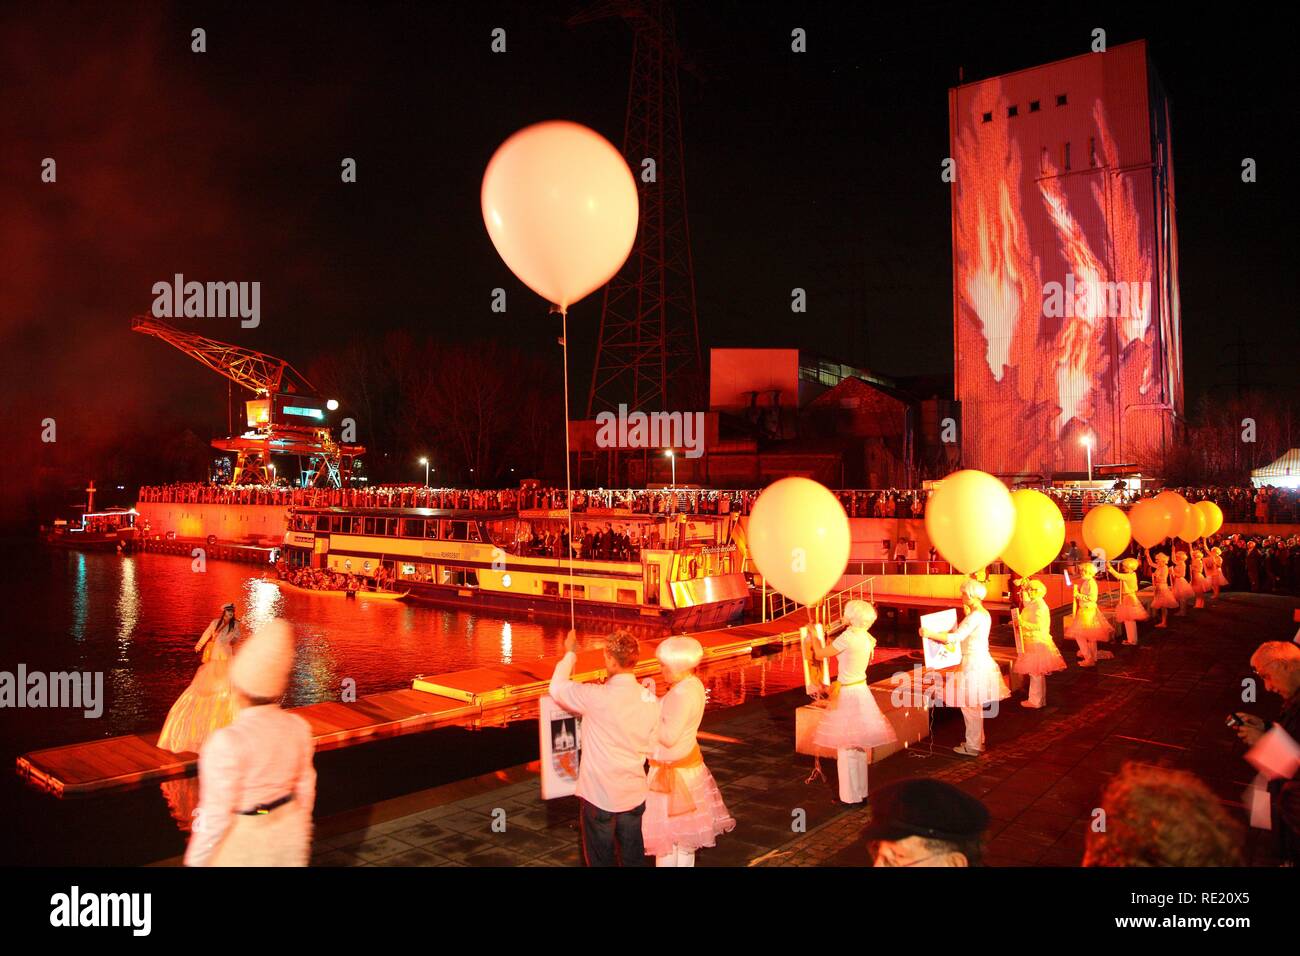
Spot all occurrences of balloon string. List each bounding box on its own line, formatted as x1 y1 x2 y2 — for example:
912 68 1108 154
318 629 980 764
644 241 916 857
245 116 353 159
559 306 576 631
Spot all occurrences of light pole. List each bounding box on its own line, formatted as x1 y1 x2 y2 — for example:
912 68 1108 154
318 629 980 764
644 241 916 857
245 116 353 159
418 457 429 487
664 449 676 489
1081 435 1092 484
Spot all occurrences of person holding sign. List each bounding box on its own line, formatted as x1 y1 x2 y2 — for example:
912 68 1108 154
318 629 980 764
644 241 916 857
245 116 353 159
1234 642 1300 865
807 600 898 802
1013 579 1065 708
641 637 735 867
548 629 660 866
920 580 1009 757
1107 557 1148 646
1066 564 1113 667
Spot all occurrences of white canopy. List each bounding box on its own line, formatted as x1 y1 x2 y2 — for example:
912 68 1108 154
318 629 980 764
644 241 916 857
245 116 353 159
1252 448 1300 488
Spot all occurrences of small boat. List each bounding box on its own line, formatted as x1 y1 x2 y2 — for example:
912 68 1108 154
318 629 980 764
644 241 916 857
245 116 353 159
43 482 137 552
266 572 408 600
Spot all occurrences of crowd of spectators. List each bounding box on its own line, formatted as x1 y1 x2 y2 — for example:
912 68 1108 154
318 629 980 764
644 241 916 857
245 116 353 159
273 560 398 593
138 481 1300 523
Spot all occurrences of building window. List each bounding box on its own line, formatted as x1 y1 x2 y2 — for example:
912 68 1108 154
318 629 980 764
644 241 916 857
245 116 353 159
1063 142 1071 171
1007 104 1018 117
1029 100 1041 112
1089 137 1097 167
981 111 992 123
1056 93 1068 106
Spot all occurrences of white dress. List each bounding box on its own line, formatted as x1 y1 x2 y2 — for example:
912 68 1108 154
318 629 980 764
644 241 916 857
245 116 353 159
1150 564 1179 609
1014 597 1066 676
813 627 898 750
940 607 1011 707
641 676 735 857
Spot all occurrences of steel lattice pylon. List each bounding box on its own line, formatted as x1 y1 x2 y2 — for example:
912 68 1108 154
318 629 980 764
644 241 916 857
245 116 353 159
573 0 703 416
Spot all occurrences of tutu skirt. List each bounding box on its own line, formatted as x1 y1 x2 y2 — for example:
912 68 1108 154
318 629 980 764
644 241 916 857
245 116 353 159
1066 607 1113 643
1115 596 1149 622
1149 585 1179 610
941 657 1011 707
1014 639 1066 676
157 658 236 754
1191 571 1210 594
813 683 898 750
1213 569 1229 587
642 762 736 857
1173 577 1195 602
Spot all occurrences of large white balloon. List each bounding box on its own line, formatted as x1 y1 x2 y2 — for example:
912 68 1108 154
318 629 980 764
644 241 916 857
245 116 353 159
481 121 638 310
748 478 851 606
924 469 1016 575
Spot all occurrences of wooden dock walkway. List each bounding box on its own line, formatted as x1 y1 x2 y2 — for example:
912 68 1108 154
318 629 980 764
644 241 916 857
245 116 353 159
16 610 810 797
16 580 1049 797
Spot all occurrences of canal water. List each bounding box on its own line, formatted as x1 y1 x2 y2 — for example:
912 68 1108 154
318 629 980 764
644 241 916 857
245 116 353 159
1 543 824 865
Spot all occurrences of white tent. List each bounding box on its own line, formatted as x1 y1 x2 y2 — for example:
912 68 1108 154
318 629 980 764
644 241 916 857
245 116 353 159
1251 448 1300 489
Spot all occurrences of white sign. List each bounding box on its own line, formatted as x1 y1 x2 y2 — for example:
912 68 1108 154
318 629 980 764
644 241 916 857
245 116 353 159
539 695 582 800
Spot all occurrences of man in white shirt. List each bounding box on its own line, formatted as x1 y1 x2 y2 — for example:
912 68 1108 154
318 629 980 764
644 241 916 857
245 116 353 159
549 629 659 866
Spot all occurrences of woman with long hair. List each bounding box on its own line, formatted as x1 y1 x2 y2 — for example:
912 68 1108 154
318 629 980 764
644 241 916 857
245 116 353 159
158 602 240 754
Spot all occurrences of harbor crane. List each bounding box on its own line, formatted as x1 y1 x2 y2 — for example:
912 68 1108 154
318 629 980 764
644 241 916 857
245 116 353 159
131 316 363 487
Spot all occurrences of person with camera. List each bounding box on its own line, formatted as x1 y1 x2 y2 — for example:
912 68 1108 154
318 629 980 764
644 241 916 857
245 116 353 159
1233 641 1300 864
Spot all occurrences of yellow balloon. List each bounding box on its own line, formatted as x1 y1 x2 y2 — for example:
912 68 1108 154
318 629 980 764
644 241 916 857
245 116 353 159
1082 504 1131 561
1153 491 1191 541
1194 500 1223 538
924 470 1016 575
1178 504 1205 543
481 121 639 310
748 478 851 606
1000 489 1065 577
1128 498 1166 549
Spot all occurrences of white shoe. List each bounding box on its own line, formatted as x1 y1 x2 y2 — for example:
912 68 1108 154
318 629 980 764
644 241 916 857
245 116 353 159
953 743 984 757
1020 700 1043 709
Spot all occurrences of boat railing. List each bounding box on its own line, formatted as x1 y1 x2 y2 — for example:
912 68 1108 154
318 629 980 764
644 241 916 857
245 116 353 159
760 576 876 631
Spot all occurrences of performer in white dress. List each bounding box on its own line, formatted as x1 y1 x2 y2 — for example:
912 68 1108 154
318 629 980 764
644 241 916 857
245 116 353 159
1146 550 1178 628
1209 546 1229 596
1066 564 1113 666
920 580 1009 757
1013 579 1065 708
807 600 898 802
1190 549 1210 608
642 637 735 866
1171 551 1195 614
158 603 240 754
1107 557 1149 646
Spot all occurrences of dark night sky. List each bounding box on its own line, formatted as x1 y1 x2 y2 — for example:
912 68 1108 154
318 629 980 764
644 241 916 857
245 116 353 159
3 0 1296 511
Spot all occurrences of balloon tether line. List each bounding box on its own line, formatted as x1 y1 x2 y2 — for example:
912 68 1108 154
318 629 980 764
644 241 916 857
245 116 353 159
552 304 576 630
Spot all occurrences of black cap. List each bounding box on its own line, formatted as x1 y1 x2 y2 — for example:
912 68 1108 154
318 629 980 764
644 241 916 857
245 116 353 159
861 779 989 844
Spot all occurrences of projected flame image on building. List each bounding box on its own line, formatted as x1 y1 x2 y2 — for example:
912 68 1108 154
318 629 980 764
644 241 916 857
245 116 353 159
949 40 1183 477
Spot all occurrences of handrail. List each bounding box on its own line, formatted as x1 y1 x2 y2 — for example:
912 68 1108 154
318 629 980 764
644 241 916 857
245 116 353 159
760 576 876 630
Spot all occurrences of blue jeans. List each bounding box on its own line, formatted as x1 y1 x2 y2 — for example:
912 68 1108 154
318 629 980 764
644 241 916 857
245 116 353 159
580 799 649 867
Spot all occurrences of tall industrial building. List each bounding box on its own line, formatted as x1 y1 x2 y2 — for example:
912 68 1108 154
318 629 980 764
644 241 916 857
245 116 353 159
949 40 1182 478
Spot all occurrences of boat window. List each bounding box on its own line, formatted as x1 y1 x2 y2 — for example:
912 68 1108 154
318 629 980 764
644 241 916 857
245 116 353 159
425 520 440 540
401 518 425 538
443 520 468 541
467 522 481 542
486 519 517 548
315 514 330 532
329 516 343 533
364 517 377 535
617 588 637 604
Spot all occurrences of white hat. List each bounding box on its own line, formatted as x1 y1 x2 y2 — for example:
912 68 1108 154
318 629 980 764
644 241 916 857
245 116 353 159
230 618 295 699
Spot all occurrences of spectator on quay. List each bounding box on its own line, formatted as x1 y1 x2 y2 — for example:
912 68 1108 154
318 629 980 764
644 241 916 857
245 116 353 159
1234 641 1300 865
548 629 659 867
1083 763 1243 866
863 779 990 867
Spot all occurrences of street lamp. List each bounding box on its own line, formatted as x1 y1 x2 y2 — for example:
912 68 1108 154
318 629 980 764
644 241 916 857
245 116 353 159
664 449 676 489
1081 435 1092 484
418 457 429 487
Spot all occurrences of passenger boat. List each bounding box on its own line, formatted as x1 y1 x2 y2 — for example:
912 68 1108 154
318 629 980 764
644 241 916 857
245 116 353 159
279 505 750 628
43 488 138 553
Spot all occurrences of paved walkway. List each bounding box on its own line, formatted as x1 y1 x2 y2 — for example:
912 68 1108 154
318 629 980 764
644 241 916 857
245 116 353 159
299 591 1297 867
